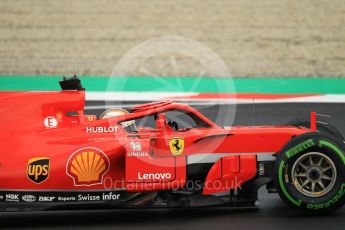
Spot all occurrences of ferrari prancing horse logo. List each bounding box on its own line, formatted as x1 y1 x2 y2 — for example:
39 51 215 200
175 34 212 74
169 137 184 156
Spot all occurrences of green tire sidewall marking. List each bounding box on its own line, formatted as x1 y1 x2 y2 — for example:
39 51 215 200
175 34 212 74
278 161 302 207
318 140 345 165
305 140 345 210
285 139 315 159
281 139 345 210
307 183 345 210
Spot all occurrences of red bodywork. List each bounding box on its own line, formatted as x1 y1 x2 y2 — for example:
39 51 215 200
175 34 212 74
0 90 312 197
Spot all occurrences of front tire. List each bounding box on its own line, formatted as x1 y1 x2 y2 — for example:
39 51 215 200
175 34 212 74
275 132 345 214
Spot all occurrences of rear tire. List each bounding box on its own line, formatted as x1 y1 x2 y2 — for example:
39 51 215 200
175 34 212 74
274 132 345 214
286 118 344 140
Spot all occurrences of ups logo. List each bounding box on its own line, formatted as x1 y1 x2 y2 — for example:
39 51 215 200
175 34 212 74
27 157 50 184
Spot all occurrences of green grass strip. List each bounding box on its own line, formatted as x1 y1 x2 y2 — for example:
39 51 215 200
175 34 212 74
1 76 345 94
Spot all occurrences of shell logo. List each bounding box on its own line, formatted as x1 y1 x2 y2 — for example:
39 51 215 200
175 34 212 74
66 147 110 186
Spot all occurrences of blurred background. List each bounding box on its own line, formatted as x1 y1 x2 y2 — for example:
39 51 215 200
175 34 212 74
0 0 344 77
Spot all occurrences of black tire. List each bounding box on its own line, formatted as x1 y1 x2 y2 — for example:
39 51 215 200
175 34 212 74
286 118 344 140
274 132 345 214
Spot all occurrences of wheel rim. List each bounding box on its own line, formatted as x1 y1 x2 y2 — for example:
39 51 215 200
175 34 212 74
291 152 337 198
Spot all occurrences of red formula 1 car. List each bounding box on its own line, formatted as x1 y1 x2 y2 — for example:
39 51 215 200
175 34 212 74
0 77 344 214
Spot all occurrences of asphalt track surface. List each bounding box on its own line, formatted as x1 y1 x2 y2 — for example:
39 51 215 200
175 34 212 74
0 102 344 229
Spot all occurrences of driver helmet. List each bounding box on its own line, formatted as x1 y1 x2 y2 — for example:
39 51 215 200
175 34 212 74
99 108 135 128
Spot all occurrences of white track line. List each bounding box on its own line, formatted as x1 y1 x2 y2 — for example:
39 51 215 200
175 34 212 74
85 92 345 104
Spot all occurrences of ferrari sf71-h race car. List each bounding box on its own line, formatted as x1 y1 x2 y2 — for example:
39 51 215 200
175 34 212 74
0 77 344 215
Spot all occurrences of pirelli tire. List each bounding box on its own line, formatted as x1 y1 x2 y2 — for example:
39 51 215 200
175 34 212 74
274 132 345 214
